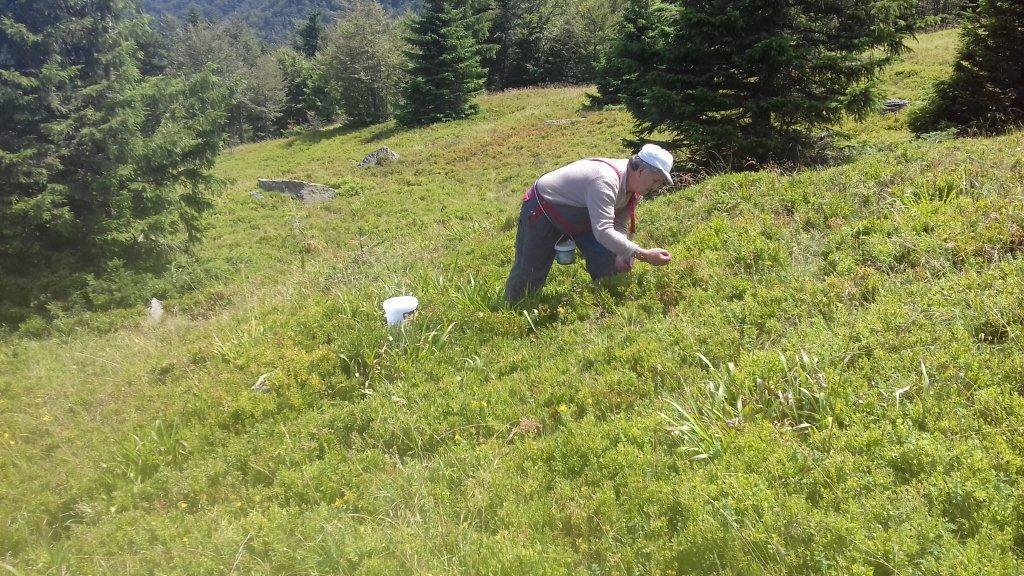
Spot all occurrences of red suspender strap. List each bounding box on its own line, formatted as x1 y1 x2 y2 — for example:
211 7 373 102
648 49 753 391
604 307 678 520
587 159 638 235
522 158 636 237
522 185 534 202
586 158 622 178
523 183 586 236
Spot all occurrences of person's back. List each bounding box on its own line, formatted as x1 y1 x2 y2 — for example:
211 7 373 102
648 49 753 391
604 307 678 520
535 158 636 259
535 158 631 210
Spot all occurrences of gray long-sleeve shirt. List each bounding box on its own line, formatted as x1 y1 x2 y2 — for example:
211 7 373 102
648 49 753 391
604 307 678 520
534 158 639 258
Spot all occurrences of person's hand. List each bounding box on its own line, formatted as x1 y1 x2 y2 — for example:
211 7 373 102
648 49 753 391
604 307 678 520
637 247 671 266
615 255 634 272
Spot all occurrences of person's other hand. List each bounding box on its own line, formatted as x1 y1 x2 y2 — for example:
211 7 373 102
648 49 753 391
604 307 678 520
615 255 634 272
637 248 671 266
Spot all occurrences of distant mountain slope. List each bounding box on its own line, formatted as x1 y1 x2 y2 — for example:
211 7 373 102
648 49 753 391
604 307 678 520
142 0 415 41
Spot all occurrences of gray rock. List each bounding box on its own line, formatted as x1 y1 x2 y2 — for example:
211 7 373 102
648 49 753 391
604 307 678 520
257 179 336 204
358 147 399 168
251 372 273 393
882 99 910 114
250 191 264 200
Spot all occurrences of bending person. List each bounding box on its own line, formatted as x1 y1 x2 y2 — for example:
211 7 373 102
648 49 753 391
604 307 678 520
504 144 674 303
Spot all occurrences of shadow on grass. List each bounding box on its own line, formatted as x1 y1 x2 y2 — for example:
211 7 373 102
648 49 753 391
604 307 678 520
577 93 623 114
360 123 409 144
576 100 866 196
0 255 180 334
280 121 412 150
282 124 365 148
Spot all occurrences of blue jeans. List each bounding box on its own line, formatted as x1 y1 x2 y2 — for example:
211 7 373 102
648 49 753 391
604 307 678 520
504 194 622 303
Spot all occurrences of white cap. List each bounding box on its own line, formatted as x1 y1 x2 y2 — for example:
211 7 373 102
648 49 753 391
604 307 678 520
637 143 674 185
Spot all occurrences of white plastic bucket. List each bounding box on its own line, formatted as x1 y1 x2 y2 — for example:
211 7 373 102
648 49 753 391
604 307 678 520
382 295 419 325
554 239 576 265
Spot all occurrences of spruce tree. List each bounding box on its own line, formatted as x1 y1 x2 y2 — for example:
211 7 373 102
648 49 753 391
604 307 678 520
484 0 519 89
909 0 1024 135
185 4 202 27
0 0 228 277
296 9 323 58
609 0 916 170
277 46 337 129
398 0 487 126
590 0 671 106
483 0 546 89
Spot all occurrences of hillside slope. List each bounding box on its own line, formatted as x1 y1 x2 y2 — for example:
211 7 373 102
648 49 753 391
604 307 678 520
4 30 1024 574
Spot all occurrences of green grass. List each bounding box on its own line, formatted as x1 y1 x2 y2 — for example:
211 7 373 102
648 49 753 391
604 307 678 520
839 28 959 147
4 29 1024 574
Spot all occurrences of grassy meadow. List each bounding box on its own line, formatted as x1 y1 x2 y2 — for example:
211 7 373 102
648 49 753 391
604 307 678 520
4 29 1024 574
